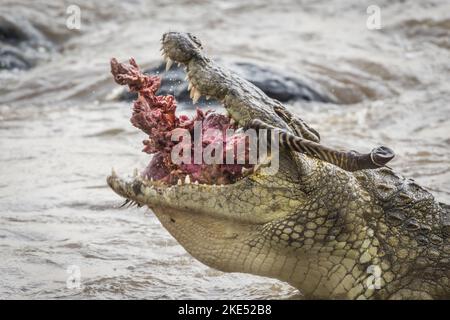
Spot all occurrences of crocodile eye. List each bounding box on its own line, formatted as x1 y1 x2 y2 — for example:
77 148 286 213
188 33 202 49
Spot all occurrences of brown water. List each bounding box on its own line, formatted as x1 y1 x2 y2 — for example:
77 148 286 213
0 0 449 299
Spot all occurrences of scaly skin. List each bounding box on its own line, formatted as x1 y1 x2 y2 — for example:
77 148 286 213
107 32 450 299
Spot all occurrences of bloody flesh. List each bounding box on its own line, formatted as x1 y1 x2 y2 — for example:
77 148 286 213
110 58 254 185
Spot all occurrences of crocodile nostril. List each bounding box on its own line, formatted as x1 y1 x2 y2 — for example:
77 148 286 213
162 33 170 42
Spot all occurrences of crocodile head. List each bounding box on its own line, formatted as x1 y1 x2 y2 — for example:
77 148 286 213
107 32 449 299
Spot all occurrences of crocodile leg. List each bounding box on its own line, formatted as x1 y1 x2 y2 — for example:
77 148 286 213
248 119 395 171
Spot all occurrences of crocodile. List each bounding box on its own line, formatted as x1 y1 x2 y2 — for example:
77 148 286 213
107 32 450 299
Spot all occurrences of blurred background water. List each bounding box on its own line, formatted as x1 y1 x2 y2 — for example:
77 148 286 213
0 0 449 299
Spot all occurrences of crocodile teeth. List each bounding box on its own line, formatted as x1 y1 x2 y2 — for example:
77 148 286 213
133 168 139 177
165 58 174 71
205 95 210 100
184 175 191 184
177 178 182 185
192 89 201 104
188 82 193 91
242 167 253 175
111 167 117 178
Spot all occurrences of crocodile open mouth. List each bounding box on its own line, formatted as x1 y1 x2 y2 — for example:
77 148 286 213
110 57 256 186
